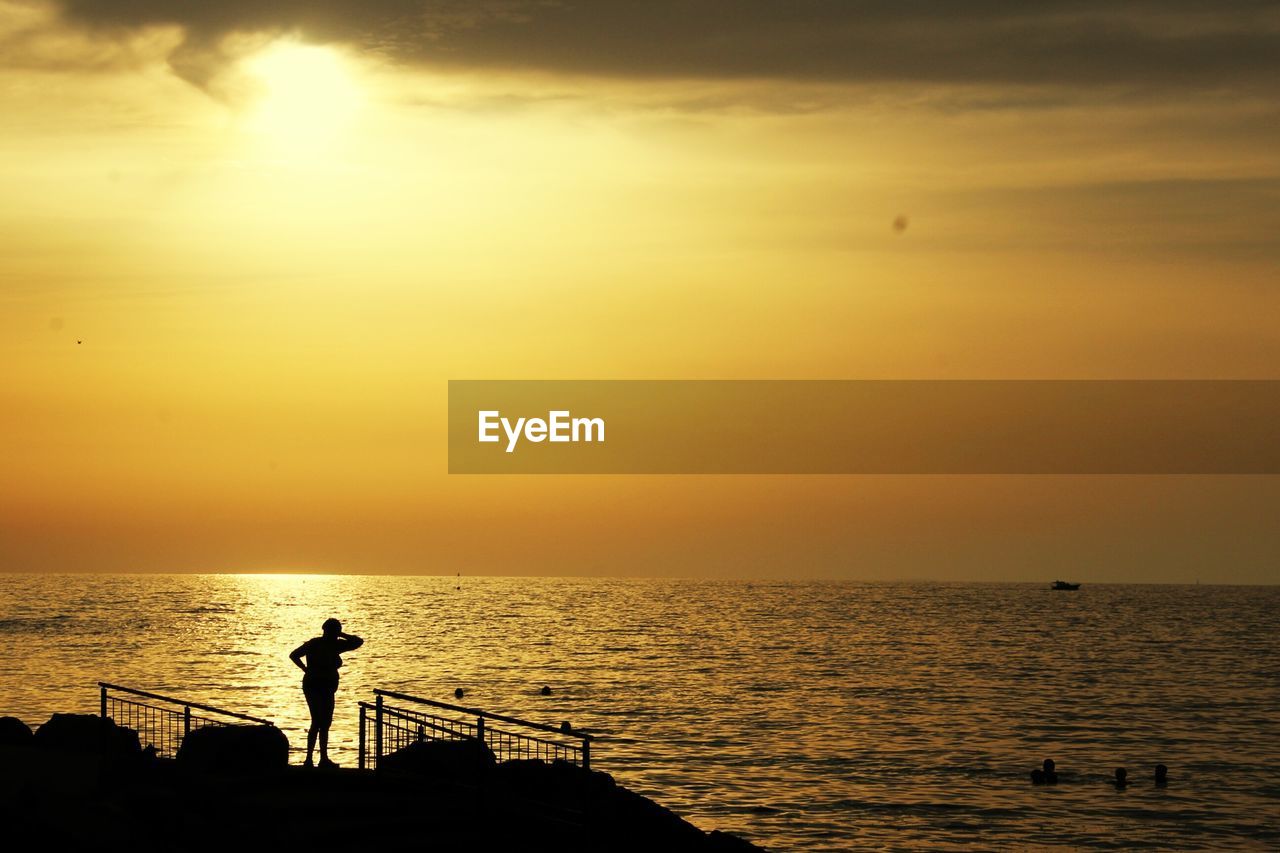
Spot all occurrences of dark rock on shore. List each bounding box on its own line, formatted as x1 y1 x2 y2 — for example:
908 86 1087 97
377 745 765 851
2 724 766 852
0 717 33 746
487 757 706 848
707 829 768 851
491 756 618 799
177 724 289 774
33 713 140 758
376 736 495 780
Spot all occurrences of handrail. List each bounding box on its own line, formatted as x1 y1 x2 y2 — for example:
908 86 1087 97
365 690 594 771
373 689 592 740
98 681 274 726
366 700 570 748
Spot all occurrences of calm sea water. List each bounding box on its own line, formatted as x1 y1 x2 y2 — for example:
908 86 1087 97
1 575 1277 850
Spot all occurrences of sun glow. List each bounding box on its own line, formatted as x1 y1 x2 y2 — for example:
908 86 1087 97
243 41 362 149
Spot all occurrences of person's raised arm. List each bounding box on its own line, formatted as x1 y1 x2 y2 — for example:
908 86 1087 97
338 632 364 651
289 643 308 672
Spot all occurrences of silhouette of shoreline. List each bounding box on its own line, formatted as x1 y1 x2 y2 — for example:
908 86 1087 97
0 712 763 852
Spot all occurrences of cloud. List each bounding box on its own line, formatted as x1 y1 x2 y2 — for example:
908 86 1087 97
0 0 179 73
52 1 1280 92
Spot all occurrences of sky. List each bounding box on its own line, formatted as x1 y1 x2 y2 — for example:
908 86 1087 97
1 1 1278 581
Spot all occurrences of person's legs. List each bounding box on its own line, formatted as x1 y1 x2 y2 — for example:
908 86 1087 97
303 681 325 766
317 687 336 764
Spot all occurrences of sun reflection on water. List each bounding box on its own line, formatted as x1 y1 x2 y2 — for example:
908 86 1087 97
2 575 1278 850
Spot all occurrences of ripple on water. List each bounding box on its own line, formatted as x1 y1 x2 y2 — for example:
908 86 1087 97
1 577 1278 851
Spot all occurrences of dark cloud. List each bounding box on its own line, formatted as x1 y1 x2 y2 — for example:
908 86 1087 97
55 1 1280 90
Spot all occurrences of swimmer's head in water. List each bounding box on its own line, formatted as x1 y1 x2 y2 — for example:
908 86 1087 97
322 618 342 637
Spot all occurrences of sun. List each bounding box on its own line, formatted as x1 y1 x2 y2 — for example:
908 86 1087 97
243 41 362 148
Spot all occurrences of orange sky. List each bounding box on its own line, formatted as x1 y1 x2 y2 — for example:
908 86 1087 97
2 1 1278 581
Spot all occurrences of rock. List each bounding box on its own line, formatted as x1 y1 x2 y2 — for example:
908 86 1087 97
0 717 33 746
176 724 289 774
493 757 616 802
595 782 707 847
706 829 766 851
378 737 495 780
490 758 744 849
33 713 140 757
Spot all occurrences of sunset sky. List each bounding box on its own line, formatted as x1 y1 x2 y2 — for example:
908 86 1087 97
2 1 1278 581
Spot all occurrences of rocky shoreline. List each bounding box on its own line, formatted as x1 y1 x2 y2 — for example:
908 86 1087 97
0 713 764 851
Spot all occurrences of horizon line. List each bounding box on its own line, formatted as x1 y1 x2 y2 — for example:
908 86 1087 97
0 569 1273 586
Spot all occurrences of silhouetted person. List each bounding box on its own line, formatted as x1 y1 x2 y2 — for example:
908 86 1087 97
1113 767 1128 788
290 618 363 768
1154 763 1168 786
1029 753 1059 778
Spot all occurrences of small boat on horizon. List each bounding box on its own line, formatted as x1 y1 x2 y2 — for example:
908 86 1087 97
1051 580 1081 590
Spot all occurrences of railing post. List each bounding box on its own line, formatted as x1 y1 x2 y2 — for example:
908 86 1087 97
374 694 383 770
99 684 107 720
359 705 366 770
183 705 191 741
361 689 593 774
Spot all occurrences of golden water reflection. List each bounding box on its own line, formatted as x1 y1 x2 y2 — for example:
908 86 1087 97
2 574 1279 850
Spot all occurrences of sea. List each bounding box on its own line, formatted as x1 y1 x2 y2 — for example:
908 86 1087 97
1 574 1277 851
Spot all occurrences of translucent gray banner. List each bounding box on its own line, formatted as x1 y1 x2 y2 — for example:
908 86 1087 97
448 381 1280 474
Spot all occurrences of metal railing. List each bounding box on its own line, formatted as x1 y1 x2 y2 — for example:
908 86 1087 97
360 689 593 772
98 682 274 758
